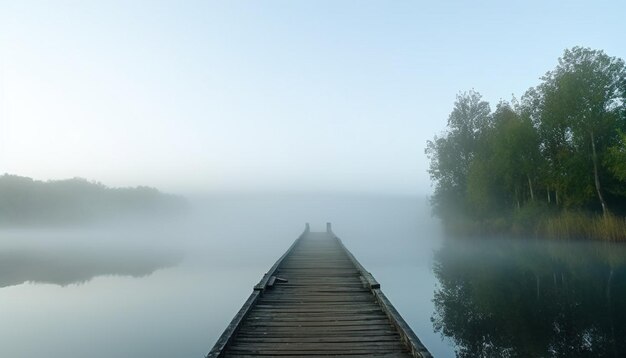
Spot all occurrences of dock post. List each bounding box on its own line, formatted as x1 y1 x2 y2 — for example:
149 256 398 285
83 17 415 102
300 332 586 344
326 222 333 234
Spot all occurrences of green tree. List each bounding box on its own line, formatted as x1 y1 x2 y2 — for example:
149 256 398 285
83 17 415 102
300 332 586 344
426 47 626 236
539 47 626 214
606 131 626 181
524 77 575 207
464 101 543 218
426 90 491 219
489 102 542 208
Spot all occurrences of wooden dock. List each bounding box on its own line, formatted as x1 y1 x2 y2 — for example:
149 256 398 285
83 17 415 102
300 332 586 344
207 223 432 357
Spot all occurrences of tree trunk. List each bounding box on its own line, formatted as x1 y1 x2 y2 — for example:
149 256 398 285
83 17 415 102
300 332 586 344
547 187 551 204
590 131 609 215
527 175 535 201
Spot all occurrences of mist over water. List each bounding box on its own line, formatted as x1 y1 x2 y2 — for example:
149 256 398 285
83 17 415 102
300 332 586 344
3 2 625 357
3 192 624 357
0 192 452 358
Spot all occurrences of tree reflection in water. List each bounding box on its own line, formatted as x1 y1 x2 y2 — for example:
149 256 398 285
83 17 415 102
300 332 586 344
0 247 181 288
432 239 626 357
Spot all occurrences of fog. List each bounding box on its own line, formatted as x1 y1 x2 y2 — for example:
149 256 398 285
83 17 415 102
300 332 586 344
0 193 453 357
3 193 626 357
3 2 626 357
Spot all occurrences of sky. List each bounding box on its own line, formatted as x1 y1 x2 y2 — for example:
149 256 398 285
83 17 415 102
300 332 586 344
1 0 625 195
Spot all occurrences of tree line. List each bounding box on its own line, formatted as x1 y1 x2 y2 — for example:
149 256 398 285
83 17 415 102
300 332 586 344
426 47 626 238
0 174 186 226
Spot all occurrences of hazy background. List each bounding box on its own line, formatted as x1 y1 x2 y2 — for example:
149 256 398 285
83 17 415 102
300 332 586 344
2 1 625 194
2 2 626 357
0 194 454 357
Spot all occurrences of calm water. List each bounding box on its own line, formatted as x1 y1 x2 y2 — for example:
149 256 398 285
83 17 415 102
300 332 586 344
1 193 624 357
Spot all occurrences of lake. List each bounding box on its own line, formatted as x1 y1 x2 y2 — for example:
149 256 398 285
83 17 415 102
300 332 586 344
1 193 624 357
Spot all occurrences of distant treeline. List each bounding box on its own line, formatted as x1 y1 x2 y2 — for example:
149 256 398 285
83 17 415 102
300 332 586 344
426 47 626 240
0 174 186 226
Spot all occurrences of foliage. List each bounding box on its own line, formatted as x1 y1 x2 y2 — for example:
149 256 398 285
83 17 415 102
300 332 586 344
426 47 626 239
0 174 186 226
426 90 491 219
606 131 626 181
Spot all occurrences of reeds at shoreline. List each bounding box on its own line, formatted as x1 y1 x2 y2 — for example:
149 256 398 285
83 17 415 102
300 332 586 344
444 211 626 241
538 212 626 241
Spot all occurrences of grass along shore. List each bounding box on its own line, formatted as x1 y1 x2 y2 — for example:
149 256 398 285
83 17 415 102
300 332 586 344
444 210 626 242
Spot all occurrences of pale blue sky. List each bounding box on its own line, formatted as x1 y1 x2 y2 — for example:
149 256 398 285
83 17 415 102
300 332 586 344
1 1 625 194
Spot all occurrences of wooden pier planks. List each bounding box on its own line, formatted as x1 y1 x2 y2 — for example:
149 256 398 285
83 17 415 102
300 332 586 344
207 224 432 358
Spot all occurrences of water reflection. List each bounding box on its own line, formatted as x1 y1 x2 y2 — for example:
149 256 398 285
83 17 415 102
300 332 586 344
432 239 626 357
0 248 181 288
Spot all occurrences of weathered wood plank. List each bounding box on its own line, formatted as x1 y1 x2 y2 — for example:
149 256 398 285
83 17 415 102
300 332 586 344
234 336 402 343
